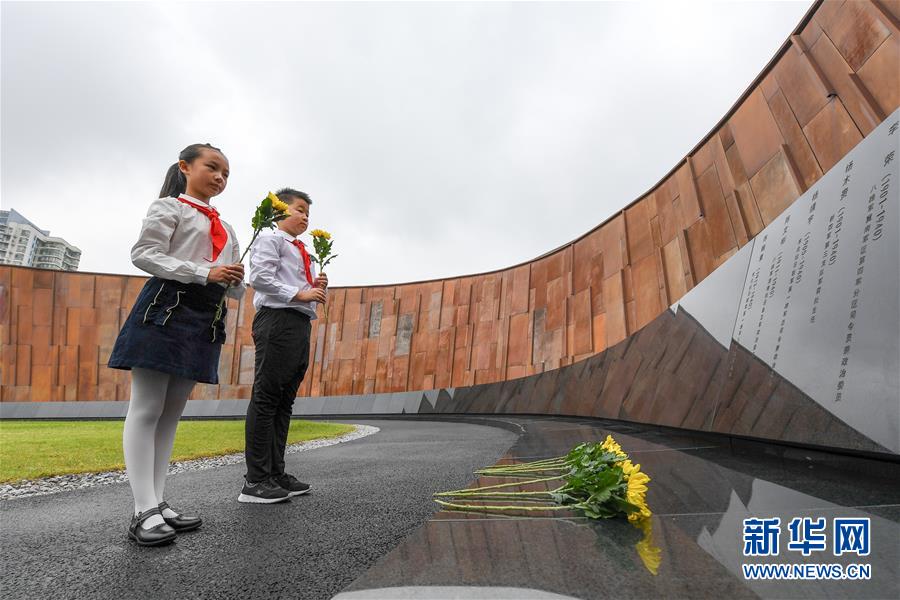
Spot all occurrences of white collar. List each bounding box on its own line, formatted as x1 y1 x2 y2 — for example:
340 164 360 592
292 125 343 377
273 228 302 242
178 193 210 207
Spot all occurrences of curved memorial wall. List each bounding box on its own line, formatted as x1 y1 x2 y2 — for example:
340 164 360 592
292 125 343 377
1 0 898 455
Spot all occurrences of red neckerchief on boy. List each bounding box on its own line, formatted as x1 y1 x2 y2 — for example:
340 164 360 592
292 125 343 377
290 239 315 286
177 195 227 262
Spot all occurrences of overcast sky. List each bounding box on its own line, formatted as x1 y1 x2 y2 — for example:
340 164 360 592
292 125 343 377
1 1 812 287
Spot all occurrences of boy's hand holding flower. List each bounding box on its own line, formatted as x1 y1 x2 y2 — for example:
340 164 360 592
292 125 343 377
294 288 327 303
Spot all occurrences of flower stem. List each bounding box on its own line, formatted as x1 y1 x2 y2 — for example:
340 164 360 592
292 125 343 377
492 457 566 467
476 465 566 475
436 488 564 498
435 476 564 495
436 495 558 504
434 499 575 512
210 226 263 342
476 457 567 474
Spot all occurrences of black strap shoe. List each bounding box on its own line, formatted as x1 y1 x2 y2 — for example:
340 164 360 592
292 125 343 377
128 507 176 546
159 501 202 532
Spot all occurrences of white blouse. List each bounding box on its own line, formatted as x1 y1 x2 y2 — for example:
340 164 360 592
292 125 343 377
131 194 246 299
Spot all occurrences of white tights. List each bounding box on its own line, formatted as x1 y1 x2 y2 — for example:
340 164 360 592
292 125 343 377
123 368 195 528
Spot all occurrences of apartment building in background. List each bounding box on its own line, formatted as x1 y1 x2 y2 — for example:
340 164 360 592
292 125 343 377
0 209 81 271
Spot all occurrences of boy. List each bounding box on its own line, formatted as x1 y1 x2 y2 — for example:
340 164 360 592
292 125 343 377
238 188 328 503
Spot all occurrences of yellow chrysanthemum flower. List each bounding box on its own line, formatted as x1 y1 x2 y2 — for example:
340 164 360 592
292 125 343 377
265 191 292 214
601 435 627 457
621 457 652 521
310 229 331 240
626 468 652 522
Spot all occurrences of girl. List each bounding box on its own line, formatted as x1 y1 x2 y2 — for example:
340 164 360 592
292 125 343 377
108 143 245 546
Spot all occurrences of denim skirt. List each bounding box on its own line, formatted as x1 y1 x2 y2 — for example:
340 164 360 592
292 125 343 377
108 277 228 384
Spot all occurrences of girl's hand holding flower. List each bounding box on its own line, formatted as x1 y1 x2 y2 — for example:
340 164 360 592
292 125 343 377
209 264 244 285
314 273 328 289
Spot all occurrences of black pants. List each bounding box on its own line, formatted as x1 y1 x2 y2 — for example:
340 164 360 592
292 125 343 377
245 307 312 483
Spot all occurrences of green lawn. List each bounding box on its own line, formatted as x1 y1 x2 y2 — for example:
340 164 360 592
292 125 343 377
0 419 355 483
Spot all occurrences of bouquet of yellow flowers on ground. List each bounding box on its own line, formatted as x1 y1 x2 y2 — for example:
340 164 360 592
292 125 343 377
433 435 651 522
210 192 292 341
309 229 337 321
434 435 660 574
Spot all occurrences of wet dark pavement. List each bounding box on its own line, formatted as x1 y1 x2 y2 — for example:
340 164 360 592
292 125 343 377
0 420 516 600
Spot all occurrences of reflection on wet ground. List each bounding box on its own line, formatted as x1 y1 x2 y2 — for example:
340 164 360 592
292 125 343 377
338 416 900 600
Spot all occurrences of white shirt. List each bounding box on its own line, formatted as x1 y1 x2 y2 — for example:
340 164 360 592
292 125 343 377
131 194 246 300
249 229 318 319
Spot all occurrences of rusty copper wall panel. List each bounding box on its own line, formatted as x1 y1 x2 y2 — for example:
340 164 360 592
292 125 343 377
767 90 824 192
810 32 883 135
729 89 785 179
748 149 804 224
803 98 865 172
857 34 899 115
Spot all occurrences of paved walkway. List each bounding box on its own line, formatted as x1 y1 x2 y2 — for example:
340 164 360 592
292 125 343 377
0 420 516 600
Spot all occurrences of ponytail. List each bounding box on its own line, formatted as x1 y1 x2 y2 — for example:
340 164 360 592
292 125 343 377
158 142 226 199
159 163 187 198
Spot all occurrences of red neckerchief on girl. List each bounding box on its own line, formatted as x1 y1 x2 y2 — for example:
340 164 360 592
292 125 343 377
176 195 227 262
290 239 314 286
